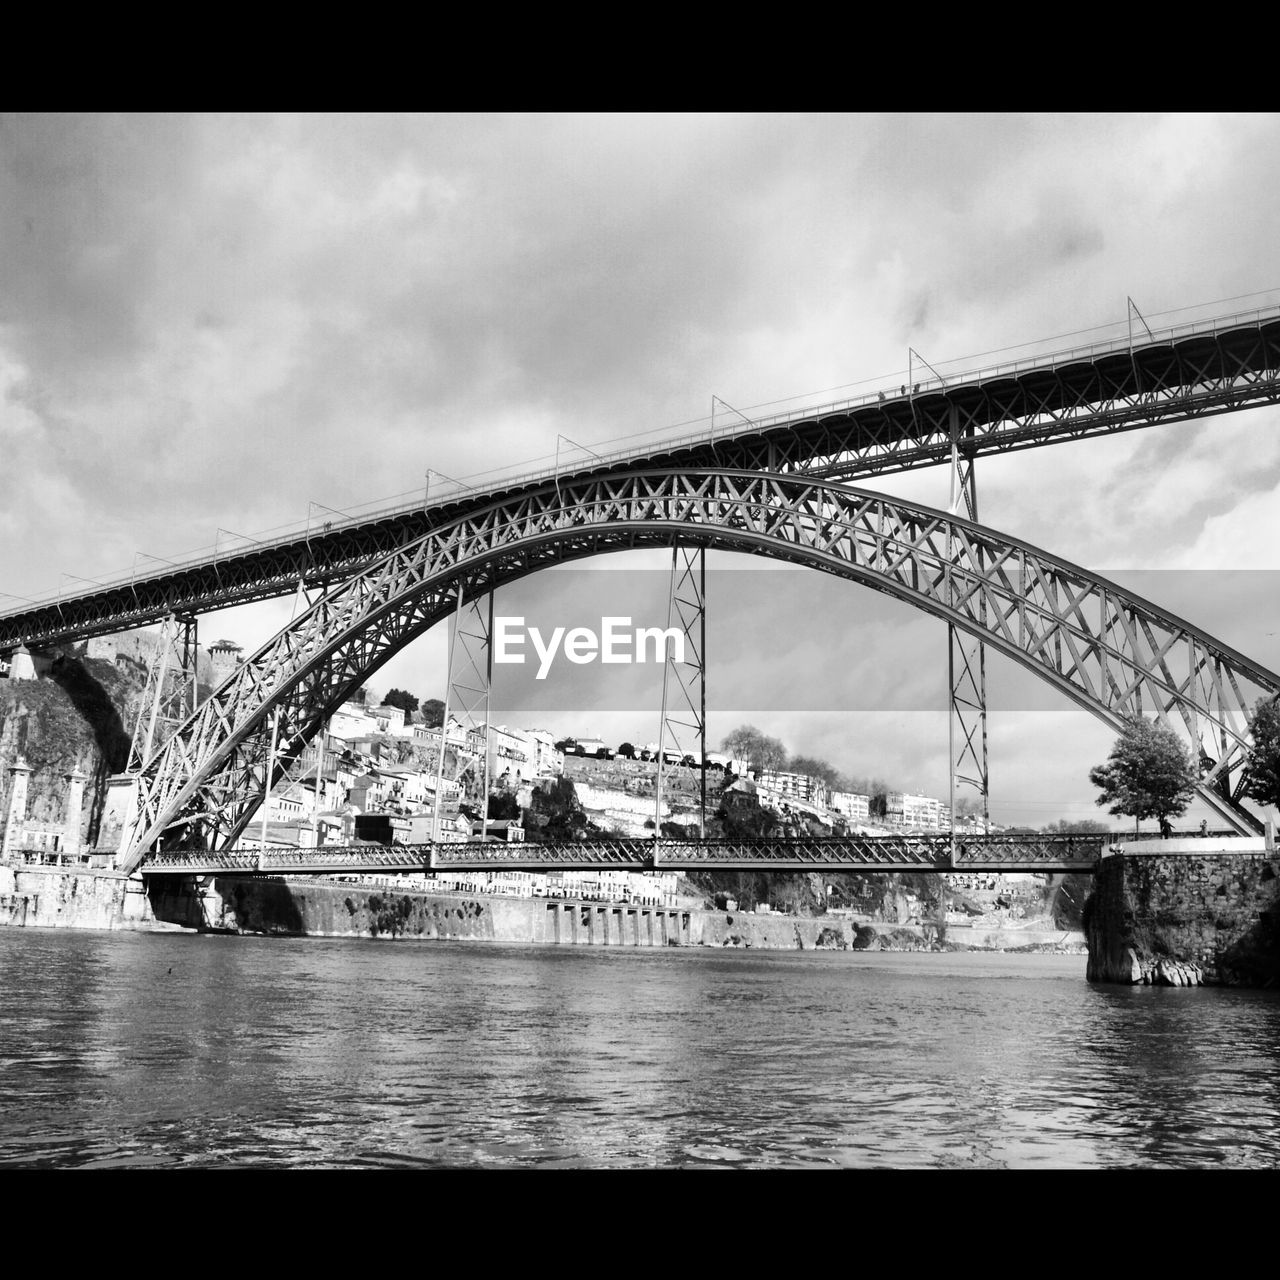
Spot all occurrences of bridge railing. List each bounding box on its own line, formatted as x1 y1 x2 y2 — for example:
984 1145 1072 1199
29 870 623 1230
137 831 1111 875
5 300 1279 624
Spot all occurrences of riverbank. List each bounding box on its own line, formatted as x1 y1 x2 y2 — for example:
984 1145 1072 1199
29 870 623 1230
0 865 1084 952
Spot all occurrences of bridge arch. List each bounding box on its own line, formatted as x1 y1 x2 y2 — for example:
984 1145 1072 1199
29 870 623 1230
118 468 1280 869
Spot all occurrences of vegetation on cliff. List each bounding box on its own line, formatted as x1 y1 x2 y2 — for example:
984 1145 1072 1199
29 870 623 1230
524 776 599 841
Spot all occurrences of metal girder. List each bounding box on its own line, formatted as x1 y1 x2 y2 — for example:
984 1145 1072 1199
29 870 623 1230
126 612 199 774
654 545 707 835
137 830 1108 876
6 310 1280 653
116 466 1280 871
947 401 990 830
431 585 493 839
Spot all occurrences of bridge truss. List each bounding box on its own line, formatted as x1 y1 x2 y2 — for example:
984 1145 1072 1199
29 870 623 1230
104 466 1280 871
138 830 1108 877
3 306 1277 651
3 305 1279 873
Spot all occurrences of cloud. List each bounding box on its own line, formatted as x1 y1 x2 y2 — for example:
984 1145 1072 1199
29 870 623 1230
6 112 1280 826
1164 479 1280 571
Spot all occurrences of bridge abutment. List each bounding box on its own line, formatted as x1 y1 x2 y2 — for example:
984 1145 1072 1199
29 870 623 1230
1085 845 1280 988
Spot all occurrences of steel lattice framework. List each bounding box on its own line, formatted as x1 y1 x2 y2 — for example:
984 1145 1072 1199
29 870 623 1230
111 467 1280 872
137 831 1109 876
4 308 1278 651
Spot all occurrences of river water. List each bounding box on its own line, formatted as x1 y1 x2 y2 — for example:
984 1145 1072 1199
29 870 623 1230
2 928 1279 1169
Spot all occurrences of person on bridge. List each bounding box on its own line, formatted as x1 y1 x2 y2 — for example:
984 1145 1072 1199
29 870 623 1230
1159 816 1172 839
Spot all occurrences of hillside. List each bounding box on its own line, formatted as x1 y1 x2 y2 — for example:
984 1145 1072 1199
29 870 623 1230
0 652 148 849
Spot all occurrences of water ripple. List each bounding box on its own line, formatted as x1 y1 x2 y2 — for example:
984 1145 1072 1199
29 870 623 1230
2 935 1279 1167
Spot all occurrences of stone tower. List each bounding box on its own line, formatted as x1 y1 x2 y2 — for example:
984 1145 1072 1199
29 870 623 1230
64 768 87 856
7 644 36 681
208 638 244 687
2 757 32 862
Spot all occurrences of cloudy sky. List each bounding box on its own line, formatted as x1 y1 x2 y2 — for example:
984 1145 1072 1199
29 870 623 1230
3 112 1280 828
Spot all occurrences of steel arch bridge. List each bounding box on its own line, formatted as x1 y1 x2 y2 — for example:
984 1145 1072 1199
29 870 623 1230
106 465 1280 872
2 303 1278 650
2 302 1279 871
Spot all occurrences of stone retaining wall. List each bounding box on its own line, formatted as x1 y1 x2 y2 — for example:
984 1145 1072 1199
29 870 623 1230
1085 852 1280 987
0 866 1088 958
0 866 163 931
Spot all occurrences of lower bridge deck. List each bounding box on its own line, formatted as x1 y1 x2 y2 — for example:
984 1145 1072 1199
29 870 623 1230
138 832 1108 877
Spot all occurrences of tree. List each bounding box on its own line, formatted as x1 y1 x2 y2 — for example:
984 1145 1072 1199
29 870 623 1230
1044 818 1111 836
383 687 419 716
719 724 786 772
721 724 764 762
487 792 520 820
788 754 840 789
1088 716 1196 835
418 698 445 729
616 742 636 759
1241 695 1280 813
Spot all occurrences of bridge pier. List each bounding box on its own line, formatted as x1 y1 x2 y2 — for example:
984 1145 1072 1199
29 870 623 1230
1085 843 1280 988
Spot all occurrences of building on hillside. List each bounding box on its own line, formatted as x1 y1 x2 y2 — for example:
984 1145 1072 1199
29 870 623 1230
526 729 564 777
346 771 391 813
434 810 472 843
829 791 871 821
354 812 437 844
329 701 380 741
887 791 945 830
371 704 415 737
488 724 535 789
757 769 830 809
479 818 525 842
287 778 341 820
721 777 760 819
293 736 340 781
236 819 323 851
266 788 309 822
413 717 484 762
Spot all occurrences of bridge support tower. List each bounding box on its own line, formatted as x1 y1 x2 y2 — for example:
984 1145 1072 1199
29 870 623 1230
948 403 989 841
654 545 708 837
127 613 200 774
432 583 494 843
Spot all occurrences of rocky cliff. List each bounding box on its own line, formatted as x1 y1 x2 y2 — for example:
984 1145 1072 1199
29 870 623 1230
0 652 144 849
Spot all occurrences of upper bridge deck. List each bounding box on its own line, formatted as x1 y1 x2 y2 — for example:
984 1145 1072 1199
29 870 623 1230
4 302 1279 651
